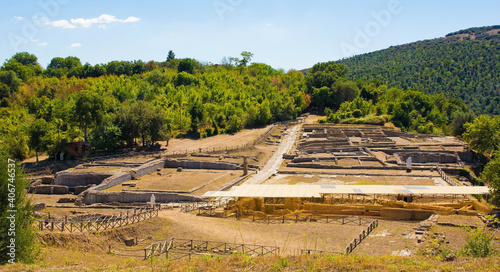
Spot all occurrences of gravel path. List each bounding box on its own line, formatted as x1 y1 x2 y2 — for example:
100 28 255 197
243 125 301 184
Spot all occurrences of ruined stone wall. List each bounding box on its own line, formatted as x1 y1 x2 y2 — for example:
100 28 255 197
395 152 458 164
133 159 166 177
54 171 112 187
29 185 69 194
164 158 239 170
83 190 202 204
92 172 132 191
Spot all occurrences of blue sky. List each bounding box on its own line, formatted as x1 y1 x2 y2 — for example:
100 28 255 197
1 0 499 70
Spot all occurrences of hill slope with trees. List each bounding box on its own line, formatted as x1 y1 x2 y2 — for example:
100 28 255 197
338 26 500 115
0 52 309 161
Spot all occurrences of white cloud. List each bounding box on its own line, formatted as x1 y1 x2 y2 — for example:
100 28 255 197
13 16 23 21
70 43 82 48
71 14 140 28
39 14 140 29
50 19 77 29
29 37 39 43
122 16 140 23
38 42 48 46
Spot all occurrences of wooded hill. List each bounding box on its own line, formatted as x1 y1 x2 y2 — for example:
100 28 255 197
338 26 500 115
0 52 309 161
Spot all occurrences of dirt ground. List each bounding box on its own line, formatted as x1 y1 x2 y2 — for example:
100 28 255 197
158 126 272 152
13 208 499 272
104 169 241 195
150 210 368 255
263 174 438 186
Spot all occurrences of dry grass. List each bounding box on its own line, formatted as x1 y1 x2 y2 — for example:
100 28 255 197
5 212 500 271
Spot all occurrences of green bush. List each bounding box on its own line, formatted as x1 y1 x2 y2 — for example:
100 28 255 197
0 156 39 264
461 227 496 257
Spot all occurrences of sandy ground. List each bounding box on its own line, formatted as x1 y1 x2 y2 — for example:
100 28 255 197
158 126 271 152
155 209 367 255
104 169 241 195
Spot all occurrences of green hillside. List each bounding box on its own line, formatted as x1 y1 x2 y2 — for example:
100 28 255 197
0 52 308 161
338 26 500 115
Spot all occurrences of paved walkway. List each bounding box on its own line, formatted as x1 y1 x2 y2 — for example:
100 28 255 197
243 125 301 184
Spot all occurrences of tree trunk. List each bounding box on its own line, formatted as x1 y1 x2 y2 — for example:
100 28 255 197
35 150 38 163
84 124 88 142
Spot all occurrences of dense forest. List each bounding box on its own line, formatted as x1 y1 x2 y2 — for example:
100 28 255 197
0 48 490 163
0 51 309 161
337 26 500 115
304 61 476 137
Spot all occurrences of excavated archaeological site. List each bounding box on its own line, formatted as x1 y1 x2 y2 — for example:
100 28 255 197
28 119 496 258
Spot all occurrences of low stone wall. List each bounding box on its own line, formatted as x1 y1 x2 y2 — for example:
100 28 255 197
395 152 459 164
83 190 203 204
92 172 132 191
164 158 240 170
30 185 69 194
286 162 398 170
132 159 166 177
54 171 112 187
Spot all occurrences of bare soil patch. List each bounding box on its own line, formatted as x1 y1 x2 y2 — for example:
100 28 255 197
157 210 367 254
104 169 241 194
159 126 271 152
264 174 437 186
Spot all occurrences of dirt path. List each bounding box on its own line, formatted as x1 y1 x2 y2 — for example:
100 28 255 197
158 126 271 152
243 125 301 185
156 209 365 254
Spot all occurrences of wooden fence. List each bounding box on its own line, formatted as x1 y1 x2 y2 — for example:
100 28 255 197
344 219 378 254
38 206 159 232
195 207 374 226
144 238 280 260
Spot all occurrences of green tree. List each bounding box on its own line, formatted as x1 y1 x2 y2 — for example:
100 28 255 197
177 58 198 74
480 154 500 202
27 119 50 163
167 50 175 62
306 61 347 93
115 101 169 147
0 70 22 105
72 90 106 142
463 115 500 158
0 157 39 264
2 52 42 81
2 128 29 161
239 51 253 67
330 80 360 110
450 111 475 136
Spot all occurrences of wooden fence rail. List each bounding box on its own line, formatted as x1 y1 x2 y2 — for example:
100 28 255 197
195 207 374 226
38 206 160 232
144 238 280 259
345 219 378 255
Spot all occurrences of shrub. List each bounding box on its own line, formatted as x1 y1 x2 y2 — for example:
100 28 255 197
0 156 40 264
461 227 496 257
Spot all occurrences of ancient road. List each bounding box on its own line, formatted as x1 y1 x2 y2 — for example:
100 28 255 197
243 124 301 185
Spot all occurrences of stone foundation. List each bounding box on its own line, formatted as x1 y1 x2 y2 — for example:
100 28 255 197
82 190 203 204
54 171 112 187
